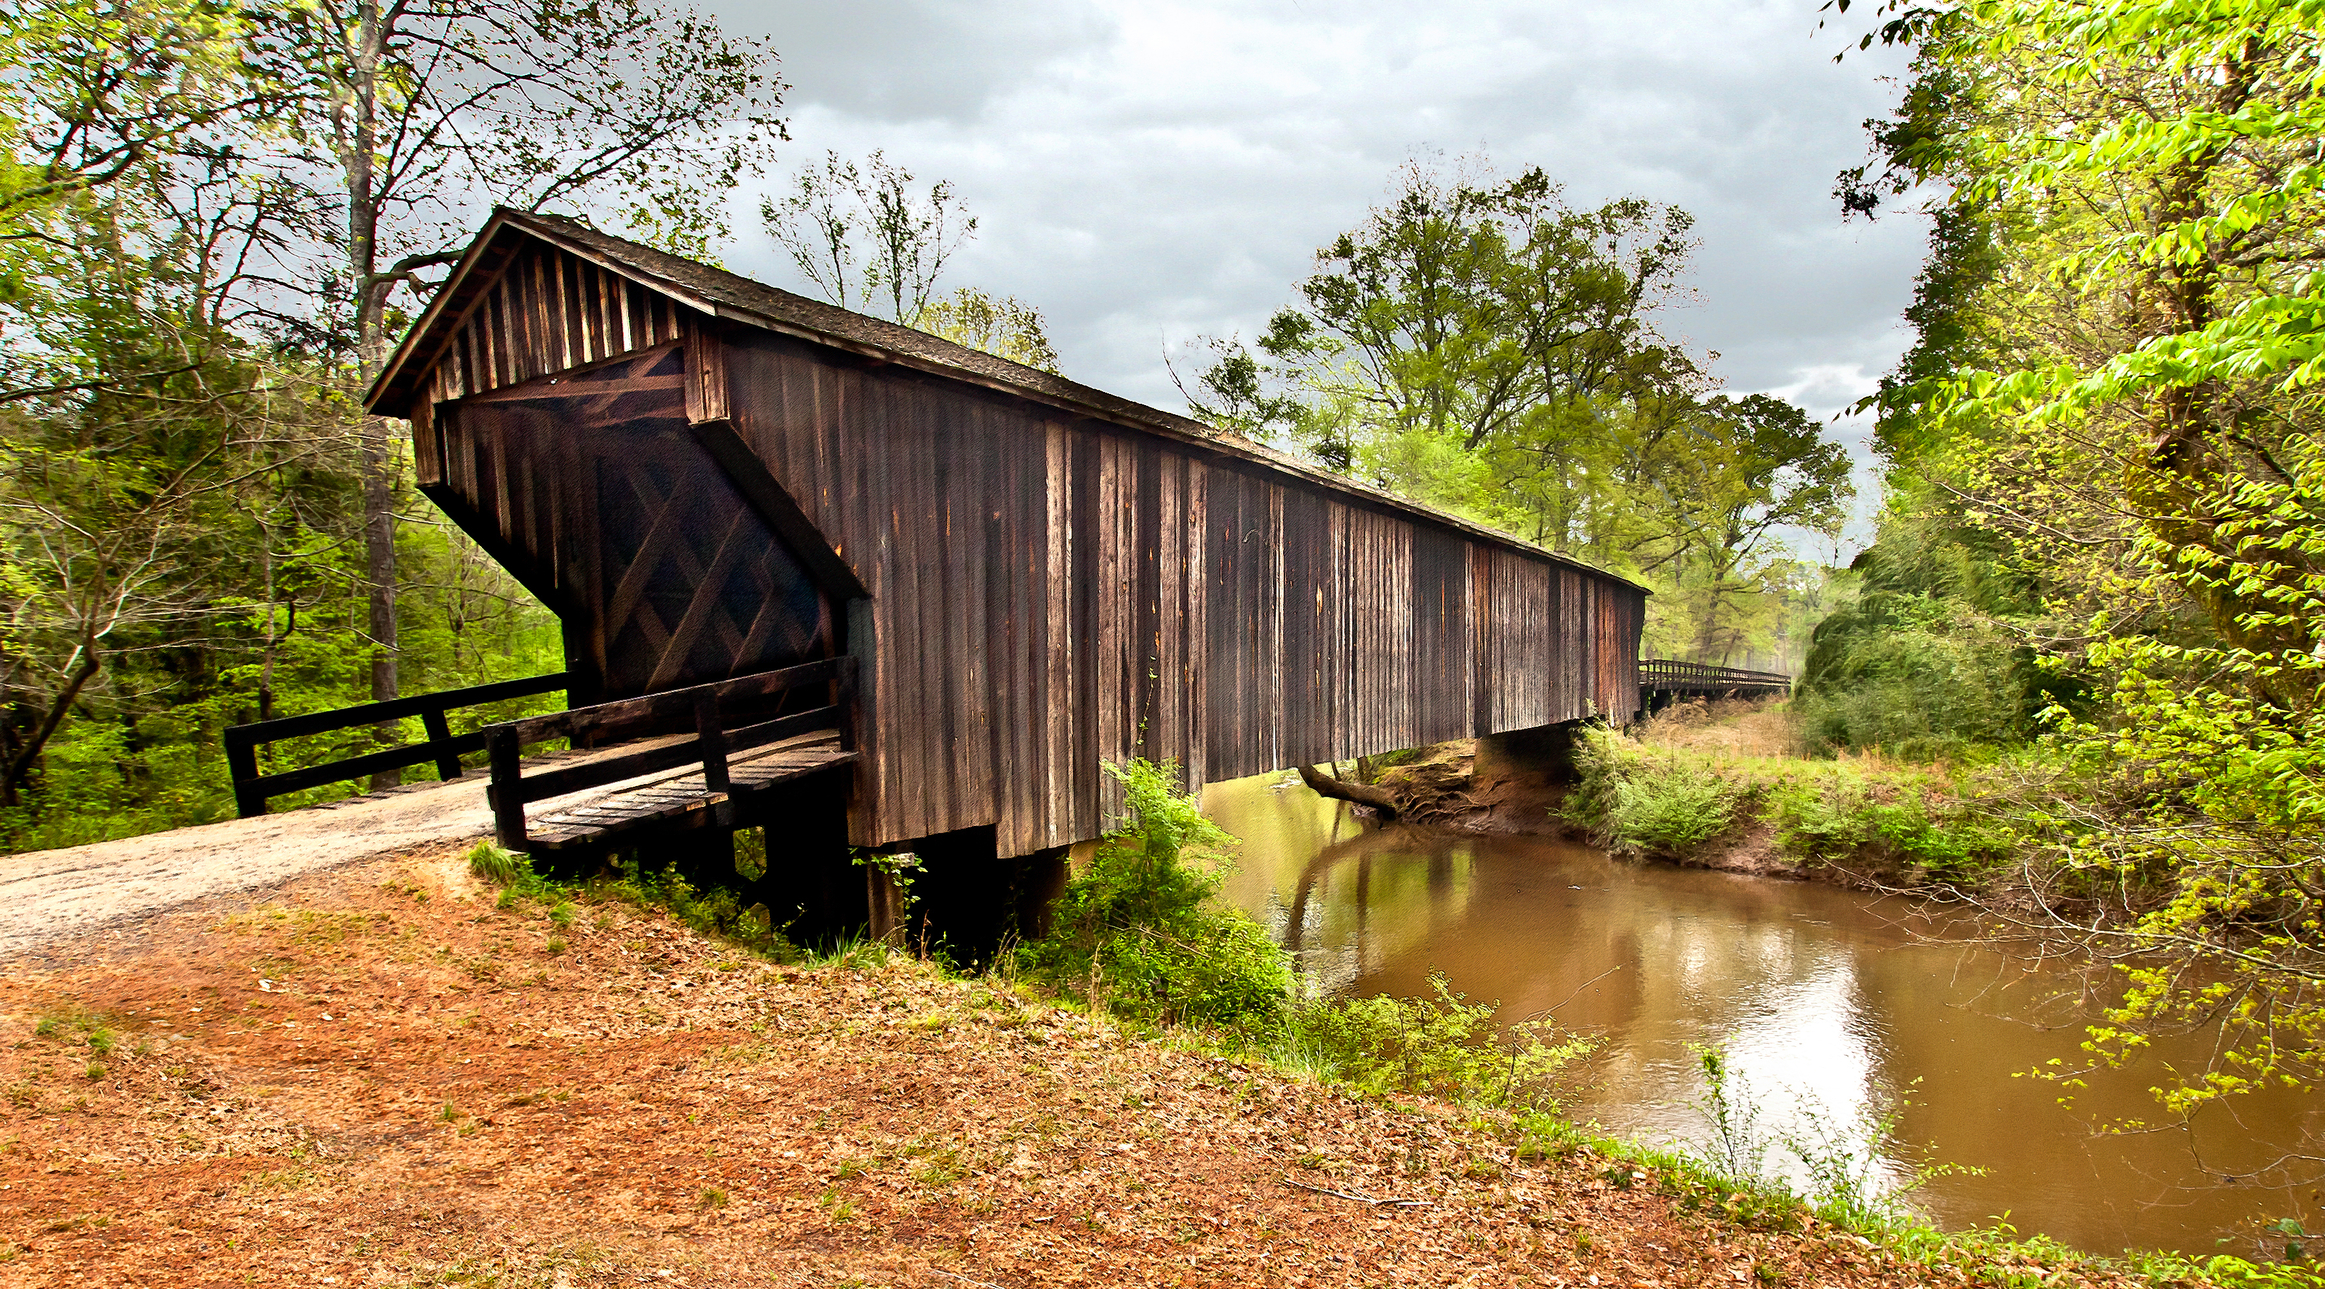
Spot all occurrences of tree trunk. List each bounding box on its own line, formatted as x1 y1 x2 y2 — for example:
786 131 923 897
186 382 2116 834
1297 763 1402 820
346 1 401 789
1 646 101 809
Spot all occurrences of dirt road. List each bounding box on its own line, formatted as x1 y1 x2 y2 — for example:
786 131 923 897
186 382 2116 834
0 735 724 959
0 776 499 960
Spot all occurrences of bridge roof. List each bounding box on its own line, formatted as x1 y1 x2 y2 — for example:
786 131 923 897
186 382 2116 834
366 207 1648 593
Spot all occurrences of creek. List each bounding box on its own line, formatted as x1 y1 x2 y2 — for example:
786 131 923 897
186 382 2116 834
1204 772 2321 1259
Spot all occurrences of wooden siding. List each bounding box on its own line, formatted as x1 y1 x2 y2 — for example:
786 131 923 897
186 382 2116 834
410 239 686 493
423 344 835 702
720 329 1645 856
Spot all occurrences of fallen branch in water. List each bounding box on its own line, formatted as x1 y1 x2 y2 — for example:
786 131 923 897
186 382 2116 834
1297 763 1403 820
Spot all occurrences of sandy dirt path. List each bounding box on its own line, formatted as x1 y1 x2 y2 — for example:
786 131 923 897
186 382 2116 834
0 734 737 959
0 776 500 960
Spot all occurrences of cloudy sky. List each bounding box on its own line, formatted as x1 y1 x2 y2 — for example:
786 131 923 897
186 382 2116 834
711 0 1924 538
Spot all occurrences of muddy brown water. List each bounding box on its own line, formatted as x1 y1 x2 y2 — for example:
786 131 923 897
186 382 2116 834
1205 772 2321 1260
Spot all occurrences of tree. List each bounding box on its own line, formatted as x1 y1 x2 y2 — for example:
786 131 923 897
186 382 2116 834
1638 396 1855 663
1179 154 1848 658
0 0 276 402
0 0 761 837
0 1 325 809
915 285 1061 374
761 149 976 324
1827 0 2325 1126
258 0 785 780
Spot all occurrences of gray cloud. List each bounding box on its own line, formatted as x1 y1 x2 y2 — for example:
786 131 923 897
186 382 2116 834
715 0 1921 542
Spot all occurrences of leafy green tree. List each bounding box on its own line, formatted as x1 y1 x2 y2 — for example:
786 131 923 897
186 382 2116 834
257 0 785 761
1659 395 1854 662
1828 0 2325 1118
0 0 770 840
1182 154 1850 661
914 285 1061 374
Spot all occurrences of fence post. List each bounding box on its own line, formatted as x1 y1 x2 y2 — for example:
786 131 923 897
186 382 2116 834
694 691 731 797
421 703 462 782
225 728 267 818
486 725 528 851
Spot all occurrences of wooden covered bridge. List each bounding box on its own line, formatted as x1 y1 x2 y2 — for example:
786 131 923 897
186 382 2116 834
226 209 1723 945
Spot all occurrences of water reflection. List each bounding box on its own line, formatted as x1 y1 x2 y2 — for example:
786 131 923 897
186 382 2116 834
1207 771 2322 1258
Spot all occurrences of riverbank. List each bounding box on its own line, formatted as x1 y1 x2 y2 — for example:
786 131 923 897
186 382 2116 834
1370 698 1995 894
0 842 2189 1289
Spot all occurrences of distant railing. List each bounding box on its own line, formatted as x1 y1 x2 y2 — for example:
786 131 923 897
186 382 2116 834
1637 659 1793 694
224 672 570 818
483 656 857 851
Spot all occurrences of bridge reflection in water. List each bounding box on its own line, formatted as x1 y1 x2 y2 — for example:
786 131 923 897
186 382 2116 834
1202 770 2322 1262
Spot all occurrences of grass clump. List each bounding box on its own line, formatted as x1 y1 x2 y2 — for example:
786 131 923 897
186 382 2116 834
1567 722 2009 885
1282 976 1592 1114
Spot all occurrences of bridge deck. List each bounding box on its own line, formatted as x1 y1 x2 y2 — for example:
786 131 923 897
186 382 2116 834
523 730 855 851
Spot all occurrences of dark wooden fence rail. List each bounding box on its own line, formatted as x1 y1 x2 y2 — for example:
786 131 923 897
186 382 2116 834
223 672 571 818
1637 659 1794 694
483 655 857 851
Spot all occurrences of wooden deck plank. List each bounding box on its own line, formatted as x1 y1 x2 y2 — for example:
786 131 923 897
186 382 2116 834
521 730 855 851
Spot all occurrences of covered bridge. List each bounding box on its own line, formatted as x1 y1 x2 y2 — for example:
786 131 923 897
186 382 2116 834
360 209 1647 877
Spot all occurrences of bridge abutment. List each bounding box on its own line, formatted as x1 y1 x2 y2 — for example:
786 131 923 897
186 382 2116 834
1473 720 1584 788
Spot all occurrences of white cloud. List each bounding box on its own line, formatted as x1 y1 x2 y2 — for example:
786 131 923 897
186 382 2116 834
714 0 1924 439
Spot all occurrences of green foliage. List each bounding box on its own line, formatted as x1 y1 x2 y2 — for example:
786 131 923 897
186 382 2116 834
1015 757 1599 1110
1574 718 2012 883
1568 728 1743 860
465 841 526 888
1690 1044 1771 1184
1016 758 1292 1032
1767 773 2005 883
0 0 778 852
913 286 1061 374
458 839 798 961
1689 1039 1984 1243
1284 975 1593 1114
1824 0 2325 1120
1179 152 1853 670
1794 503 2062 756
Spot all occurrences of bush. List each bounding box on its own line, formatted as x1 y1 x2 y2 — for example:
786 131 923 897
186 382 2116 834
1286 975 1594 1113
1768 773 2005 883
1014 758 1293 1033
1569 729 1743 860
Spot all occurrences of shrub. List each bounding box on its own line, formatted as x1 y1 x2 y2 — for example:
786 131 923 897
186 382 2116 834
1769 772 2005 883
1286 975 1594 1113
1014 758 1293 1033
1570 729 1742 860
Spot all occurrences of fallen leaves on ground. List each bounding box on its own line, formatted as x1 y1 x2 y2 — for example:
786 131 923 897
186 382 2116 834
0 844 2151 1288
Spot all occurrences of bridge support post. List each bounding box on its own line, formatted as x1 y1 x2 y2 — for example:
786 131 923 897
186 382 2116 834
1474 720 1583 788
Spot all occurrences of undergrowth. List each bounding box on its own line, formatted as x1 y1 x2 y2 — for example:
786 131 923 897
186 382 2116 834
1566 725 2011 884
1003 758 1598 1113
462 840 803 962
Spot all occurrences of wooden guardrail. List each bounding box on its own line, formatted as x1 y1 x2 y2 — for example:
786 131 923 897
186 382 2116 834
1637 659 1793 693
224 672 570 818
482 655 857 851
